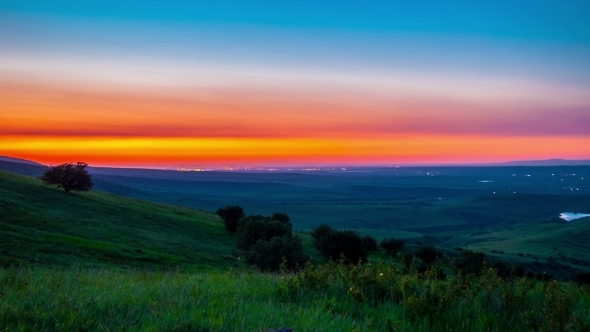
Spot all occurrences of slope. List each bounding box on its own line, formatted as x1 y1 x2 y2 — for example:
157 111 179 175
0 170 237 270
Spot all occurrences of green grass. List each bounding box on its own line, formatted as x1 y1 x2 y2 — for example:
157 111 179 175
2 168 590 330
1 262 589 331
0 170 238 269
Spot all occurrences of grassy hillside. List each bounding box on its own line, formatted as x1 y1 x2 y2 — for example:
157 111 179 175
0 170 239 269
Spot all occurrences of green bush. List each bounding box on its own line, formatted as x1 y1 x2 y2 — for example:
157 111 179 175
311 225 367 263
362 235 378 252
415 245 440 265
310 224 334 246
235 216 291 251
453 250 487 275
245 236 305 272
271 212 292 230
216 205 245 234
379 237 404 256
233 213 303 272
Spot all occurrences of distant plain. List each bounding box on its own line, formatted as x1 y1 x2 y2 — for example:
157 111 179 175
2 159 589 278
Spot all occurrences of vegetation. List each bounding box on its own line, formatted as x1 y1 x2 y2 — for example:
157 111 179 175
311 224 368 263
380 237 405 256
235 215 292 251
0 170 236 269
5 160 589 280
362 235 378 252
39 162 93 193
2 166 590 330
576 272 590 286
216 205 245 234
1 262 589 331
233 213 305 271
245 236 305 272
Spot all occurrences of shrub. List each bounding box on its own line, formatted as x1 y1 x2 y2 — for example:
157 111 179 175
575 272 590 286
235 216 292 251
271 212 292 228
379 237 404 256
362 235 378 252
311 225 367 263
216 205 245 233
310 224 335 246
415 246 439 265
453 250 487 275
245 236 305 272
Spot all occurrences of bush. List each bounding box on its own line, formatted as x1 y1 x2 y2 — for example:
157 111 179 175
453 250 487 275
310 224 335 246
271 212 292 229
245 236 305 272
575 272 590 286
216 205 245 233
311 225 367 263
236 216 292 251
362 235 378 252
230 213 305 271
379 238 404 256
415 246 440 265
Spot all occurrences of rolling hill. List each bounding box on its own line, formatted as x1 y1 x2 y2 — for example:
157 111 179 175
0 169 238 269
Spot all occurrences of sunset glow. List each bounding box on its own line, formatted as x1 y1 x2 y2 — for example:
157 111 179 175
1 1 589 167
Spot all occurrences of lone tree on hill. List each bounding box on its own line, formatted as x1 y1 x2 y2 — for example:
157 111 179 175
40 162 93 194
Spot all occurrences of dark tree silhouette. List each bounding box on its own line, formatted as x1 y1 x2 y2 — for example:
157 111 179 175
216 205 245 233
362 235 378 252
40 162 93 194
379 237 404 256
415 245 440 265
310 225 367 263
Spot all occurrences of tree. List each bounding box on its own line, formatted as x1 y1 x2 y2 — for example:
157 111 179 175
233 213 305 272
311 225 367 263
362 235 378 252
575 272 590 286
453 250 487 275
379 237 404 256
216 205 245 233
235 216 291 251
40 162 93 194
271 212 292 230
310 224 335 247
415 245 440 265
245 236 305 272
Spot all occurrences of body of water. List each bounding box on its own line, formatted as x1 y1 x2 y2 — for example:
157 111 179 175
559 212 590 222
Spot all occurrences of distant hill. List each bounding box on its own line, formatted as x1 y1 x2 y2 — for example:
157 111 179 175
0 156 43 166
0 169 236 269
489 159 590 166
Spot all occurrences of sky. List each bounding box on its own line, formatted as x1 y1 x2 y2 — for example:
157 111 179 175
1 1 589 167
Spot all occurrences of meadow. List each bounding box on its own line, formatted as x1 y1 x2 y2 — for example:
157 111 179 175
1 165 590 331
1 261 590 331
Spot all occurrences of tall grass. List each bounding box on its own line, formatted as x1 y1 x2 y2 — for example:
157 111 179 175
2 262 589 331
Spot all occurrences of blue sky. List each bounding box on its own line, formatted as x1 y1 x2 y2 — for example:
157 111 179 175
2 1 589 43
1 1 589 166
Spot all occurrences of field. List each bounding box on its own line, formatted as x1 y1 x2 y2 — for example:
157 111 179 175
2 163 590 330
2 262 590 331
2 160 589 278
